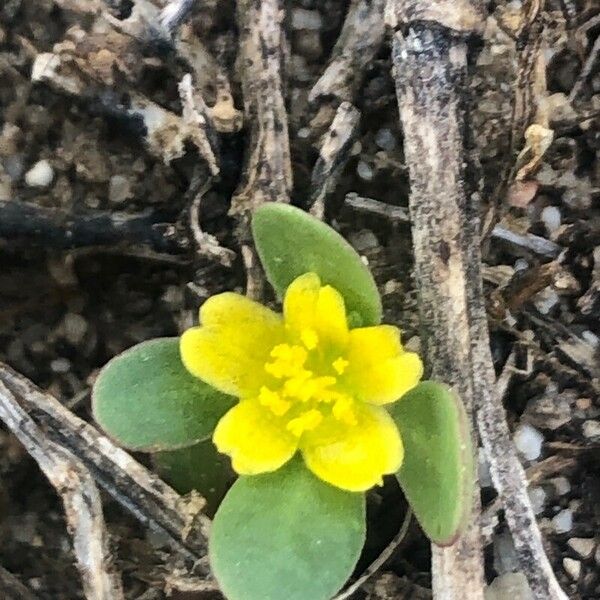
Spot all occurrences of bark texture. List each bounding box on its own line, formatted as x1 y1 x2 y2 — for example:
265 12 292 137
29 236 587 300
391 13 567 600
392 24 485 599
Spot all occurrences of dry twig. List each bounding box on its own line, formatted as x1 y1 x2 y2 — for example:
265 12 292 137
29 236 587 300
310 102 361 219
309 0 386 106
0 363 211 566
0 380 124 600
388 2 566 598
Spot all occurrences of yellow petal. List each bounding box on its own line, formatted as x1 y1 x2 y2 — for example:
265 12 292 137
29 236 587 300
301 404 403 492
283 273 349 347
213 400 298 475
180 293 284 396
345 326 423 404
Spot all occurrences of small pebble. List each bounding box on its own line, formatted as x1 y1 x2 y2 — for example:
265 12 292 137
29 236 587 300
550 476 571 497
374 128 397 151
348 229 378 253
50 358 71 374
62 313 88 346
25 159 54 188
582 420 600 439
563 557 581 580
567 537 595 559
291 8 322 30
513 423 544 461
356 160 374 181
108 174 133 204
552 509 573 534
528 486 547 515
533 288 559 315
540 205 561 234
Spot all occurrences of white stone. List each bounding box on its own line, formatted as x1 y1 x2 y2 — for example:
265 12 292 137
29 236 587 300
582 420 600 439
551 476 571 496
25 159 54 187
528 486 547 515
375 128 397 151
552 509 573 534
513 423 544 461
541 205 561 233
291 8 322 30
356 160 373 181
485 572 533 600
563 557 581 580
62 313 88 346
50 358 71 374
567 537 595 559
108 174 133 204
533 288 559 315
478 450 492 488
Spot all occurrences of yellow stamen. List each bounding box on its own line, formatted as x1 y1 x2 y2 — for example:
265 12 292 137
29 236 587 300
332 395 357 425
258 386 291 416
332 357 349 375
286 409 323 437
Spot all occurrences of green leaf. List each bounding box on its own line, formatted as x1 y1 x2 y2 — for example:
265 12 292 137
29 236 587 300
92 338 236 452
390 381 474 546
252 203 382 326
210 458 366 600
154 439 234 517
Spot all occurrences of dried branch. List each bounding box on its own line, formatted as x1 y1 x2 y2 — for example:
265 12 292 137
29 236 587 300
188 178 236 267
389 2 567 598
31 51 216 166
231 0 292 298
0 380 124 600
178 73 220 177
309 0 385 105
310 102 360 219
231 0 292 214
569 32 600 101
0 200 187 254
0 363 211 567
160 0 196 36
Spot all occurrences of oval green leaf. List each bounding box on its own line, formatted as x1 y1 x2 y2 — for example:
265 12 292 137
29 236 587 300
389 381 474 546
92 338 236 452
210 458 366 600
252 203 382 326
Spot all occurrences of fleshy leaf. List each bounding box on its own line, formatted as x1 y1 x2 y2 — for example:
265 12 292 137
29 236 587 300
389 381 474 546
210 457 366 600
252 203 382 326
92 338 235 452
154 439 234 516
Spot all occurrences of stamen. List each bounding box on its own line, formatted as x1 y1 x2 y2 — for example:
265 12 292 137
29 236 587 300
332 357 349 375
332 395 357 425
259 386 291 416
286 409 323 437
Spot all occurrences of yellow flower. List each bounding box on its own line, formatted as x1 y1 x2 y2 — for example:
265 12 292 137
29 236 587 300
180 273 423 492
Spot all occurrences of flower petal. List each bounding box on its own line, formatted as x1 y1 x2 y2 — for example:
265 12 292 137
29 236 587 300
345 326 423 405
301 404 403 492
284 273 348 348
213 400 298 475
180 293 284 396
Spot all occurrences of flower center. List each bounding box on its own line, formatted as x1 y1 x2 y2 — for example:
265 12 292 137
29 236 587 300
259 328 356 437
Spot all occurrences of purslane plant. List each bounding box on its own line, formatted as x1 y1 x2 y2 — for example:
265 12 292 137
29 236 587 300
93 203 474 600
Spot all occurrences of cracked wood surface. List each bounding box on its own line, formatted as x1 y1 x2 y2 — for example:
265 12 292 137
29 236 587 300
390 7 567 599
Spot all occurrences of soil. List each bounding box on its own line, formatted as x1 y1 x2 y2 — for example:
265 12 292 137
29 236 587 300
0 1 599 599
